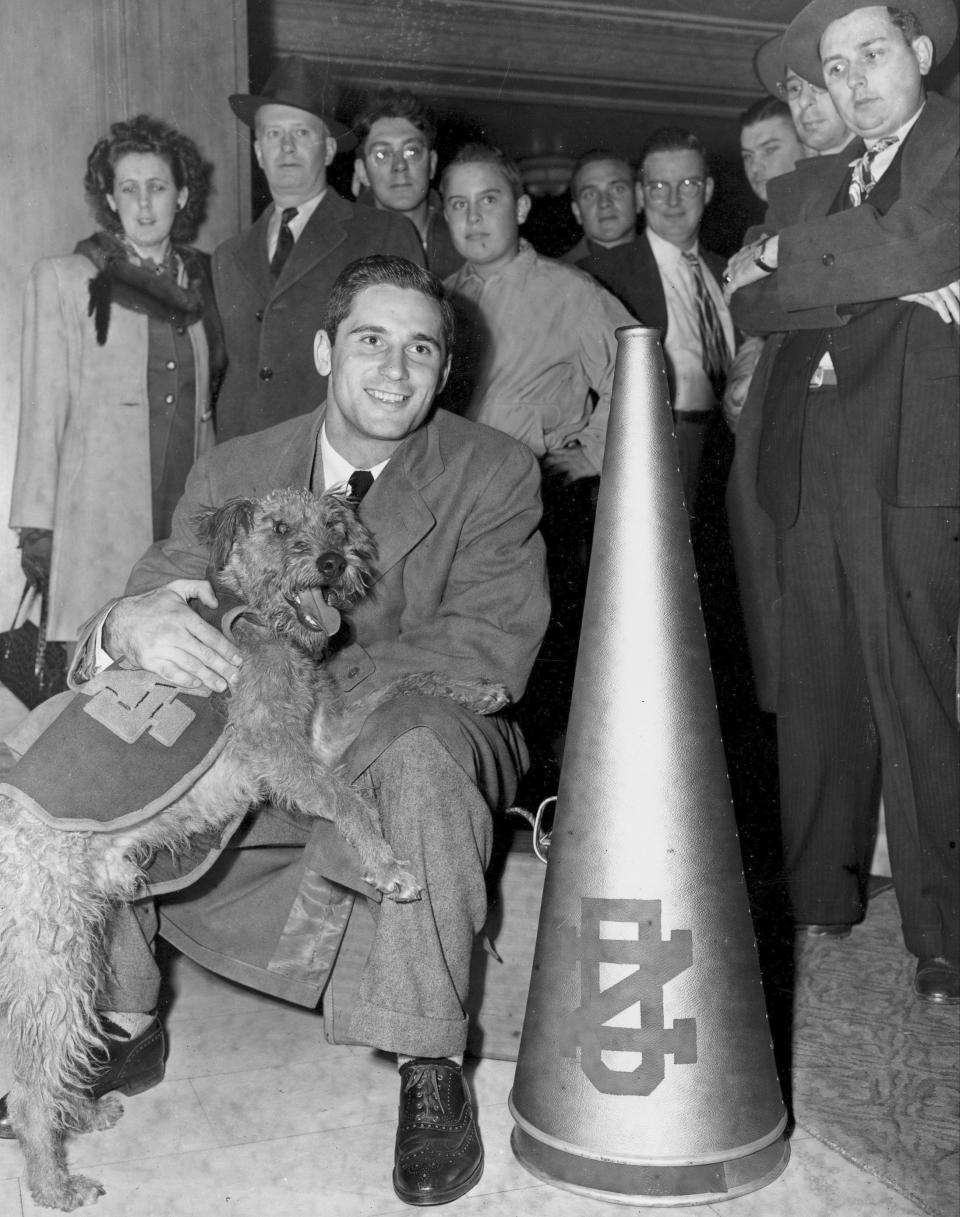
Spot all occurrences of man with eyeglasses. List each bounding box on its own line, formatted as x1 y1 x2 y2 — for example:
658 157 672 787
754 33 855 157
579 127 735 512
353 87 463 279
212 57 423 441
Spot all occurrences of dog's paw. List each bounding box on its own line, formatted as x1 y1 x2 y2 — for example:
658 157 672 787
74 1093 124 1134
444 678 511 715
32 1172 105 1210
468 681 511 715
365 861 423 903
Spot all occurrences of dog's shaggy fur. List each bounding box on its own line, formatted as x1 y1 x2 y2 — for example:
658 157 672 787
0 487 508 1210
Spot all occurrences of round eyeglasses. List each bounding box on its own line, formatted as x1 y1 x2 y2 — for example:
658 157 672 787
368 144 429 167
641 177 705 201
776 78 828 101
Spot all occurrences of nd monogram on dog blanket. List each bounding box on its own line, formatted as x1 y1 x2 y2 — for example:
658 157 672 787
0 596 249 893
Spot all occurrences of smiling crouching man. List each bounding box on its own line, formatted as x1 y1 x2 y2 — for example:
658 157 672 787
0 255 550 1206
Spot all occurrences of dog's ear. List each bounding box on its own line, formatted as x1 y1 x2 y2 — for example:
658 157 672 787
194 499 256 570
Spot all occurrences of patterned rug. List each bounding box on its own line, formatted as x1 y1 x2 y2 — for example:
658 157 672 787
791 890 960 1217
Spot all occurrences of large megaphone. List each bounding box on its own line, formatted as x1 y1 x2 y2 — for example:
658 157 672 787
509 326 789 1205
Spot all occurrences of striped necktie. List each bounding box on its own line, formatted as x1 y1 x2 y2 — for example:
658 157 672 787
682 251 729 399
848 137 899 206
270 206 298 278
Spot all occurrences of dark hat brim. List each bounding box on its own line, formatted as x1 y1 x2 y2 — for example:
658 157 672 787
783 0 958 87
228 94 357 151
754 34 788 96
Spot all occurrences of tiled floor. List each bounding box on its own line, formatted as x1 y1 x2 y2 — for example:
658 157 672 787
0 686 931 1215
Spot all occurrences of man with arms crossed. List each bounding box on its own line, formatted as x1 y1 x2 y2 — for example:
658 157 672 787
725 0 959 1004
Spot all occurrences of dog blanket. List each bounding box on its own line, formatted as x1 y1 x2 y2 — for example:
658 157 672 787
0 598 251 834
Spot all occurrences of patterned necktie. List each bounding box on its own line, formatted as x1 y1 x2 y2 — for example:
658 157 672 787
682 251 729 399
347 469 374 502
270 206 299 278
848 136 899 206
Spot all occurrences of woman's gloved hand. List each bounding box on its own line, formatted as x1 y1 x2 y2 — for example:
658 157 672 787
19 528 53 592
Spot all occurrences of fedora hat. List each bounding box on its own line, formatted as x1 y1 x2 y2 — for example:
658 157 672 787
754 34 789 96
229 55 357 150
783 0 958 87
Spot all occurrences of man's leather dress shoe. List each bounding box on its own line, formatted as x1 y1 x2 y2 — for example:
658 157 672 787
797 923 852 938
914 957 960 1005
0 1016 165 1139
393 1058 483 1206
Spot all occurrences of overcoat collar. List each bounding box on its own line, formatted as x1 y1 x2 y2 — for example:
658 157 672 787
259 406 445 583
233 190 355 300
769 92 958 221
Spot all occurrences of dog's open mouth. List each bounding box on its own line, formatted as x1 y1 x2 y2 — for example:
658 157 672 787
288 587 341 635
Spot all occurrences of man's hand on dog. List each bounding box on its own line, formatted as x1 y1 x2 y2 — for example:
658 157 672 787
103 581 243 693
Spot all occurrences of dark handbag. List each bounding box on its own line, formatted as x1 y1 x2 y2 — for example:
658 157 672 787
0 582 69 709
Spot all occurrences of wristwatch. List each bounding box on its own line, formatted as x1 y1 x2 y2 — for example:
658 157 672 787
753 237 776 274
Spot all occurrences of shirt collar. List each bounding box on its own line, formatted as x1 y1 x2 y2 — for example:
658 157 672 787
863 101 925 151
645 226 699 265
268 189 326 246
319 422 389 491
459 237 534 288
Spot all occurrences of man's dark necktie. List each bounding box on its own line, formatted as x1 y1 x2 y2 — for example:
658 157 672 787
848 136 899 206
347 469 374 502
270 206 298 279
682 251 730 399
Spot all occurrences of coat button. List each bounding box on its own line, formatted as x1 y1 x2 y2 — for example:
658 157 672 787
164 393 175 404
166 359 177 370
822 253 835 266
255 310 264 322
259 367 273 381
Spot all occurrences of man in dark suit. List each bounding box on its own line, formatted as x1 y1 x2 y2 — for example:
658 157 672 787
0 257 549 1205
560 148 639 264
578 128 735 511
725 0 959 1003
213 57 423 441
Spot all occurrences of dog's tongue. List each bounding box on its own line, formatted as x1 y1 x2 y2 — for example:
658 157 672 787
296 587 341 635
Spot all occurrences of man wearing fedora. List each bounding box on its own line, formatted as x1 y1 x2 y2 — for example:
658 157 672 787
754 32 854 159
214 56 424 441
724 0 959 1003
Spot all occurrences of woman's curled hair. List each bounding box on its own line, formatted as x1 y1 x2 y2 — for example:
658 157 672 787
84 113 213 245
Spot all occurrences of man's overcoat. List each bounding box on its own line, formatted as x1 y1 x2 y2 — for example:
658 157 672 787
212 191 423 441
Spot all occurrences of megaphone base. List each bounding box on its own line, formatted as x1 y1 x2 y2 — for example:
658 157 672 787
510 1126 790 1207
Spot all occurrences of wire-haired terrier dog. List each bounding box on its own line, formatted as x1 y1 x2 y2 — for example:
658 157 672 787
0 486 508 1210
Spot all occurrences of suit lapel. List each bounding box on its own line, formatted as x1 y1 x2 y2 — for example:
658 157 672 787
233 209 273 299
778 93 958 224
355 422 440 582
899 94 958 202
256 410 325 493
273 191 352 294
